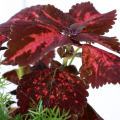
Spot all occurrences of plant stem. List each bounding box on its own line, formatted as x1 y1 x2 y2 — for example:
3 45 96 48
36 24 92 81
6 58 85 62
66 45 71 52
15 66 24 79
69 48 80 65
63 58 68 66
52 68 57 82
19 67 24 79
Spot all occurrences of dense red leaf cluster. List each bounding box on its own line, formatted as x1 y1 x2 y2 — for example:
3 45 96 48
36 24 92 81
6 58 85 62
0 2 118 67
0 1 119 119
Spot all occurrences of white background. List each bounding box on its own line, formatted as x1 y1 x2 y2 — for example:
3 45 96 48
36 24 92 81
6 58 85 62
0 0 120 120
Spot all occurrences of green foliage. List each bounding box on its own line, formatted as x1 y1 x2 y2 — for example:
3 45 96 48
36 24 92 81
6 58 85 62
0 61 14 120
15 66 24 79
0 58 10 89
13 97 71 120
0 76 9 89
0 93 12 120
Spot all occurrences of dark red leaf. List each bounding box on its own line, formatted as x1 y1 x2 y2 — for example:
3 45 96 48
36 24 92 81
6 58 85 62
50 59 62 68
62 52 73 58
63 65 79 75
68 2 100 23
36 4 76 32
71 33 120 54
0 35 8 47
62 18 93 36
2 20 76 66
50 60 79 75
57 46 75 58
83 10 116 35
80 44 120 88
8 5 40 22
3 66 30 85
0 5 41 47
78 103 104 120
0 21 13 46
68 2 116 35
41 50 55 67
17 68 88 116
0 21 12 37
3 70 19 85
57 47 66 58
30 60 48 72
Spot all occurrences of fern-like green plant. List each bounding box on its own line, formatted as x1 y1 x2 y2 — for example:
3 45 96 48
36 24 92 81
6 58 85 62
0 59 15 120
13 97 71 120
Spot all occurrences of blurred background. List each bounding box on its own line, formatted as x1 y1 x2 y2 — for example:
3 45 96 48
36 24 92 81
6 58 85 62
0 0 120 120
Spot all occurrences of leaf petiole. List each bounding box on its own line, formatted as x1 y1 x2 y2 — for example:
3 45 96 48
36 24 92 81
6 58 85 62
69 47 80 65
15 66 24 79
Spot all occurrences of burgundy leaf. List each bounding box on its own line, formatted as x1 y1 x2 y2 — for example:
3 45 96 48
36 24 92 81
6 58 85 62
3 66 30 85
78 103 104 120
62 52 71 58
17 68 88 116
63 65 79 75
0 5 41 47
68 2 116 35
30 60 48 72
68 2 100 22
62 52 73 58
8 5 40 22
3 70 19 85
83 10 116 35
0 35 8 47
57 46 66 58
71 33 120 54
41 50 55 67
2 20 76 66
50 60 79 75
80 44 120 88
36 4 76 32
0 21 13 46
57 46 75 58
62 18 93 36
50 59 62 68
0 21 12 37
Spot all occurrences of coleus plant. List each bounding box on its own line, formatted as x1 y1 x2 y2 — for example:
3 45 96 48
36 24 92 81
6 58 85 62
0 1 119 120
